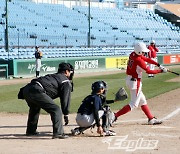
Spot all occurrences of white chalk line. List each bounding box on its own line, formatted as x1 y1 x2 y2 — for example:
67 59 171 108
115 107 180 124
151 126 175 129
156 133 178 138
116 119 146 123
161 108 180 121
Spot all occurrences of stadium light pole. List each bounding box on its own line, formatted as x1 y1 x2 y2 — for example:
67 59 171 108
87 0 91 47
64 34 67 57
5 0 9 59
114 35 116 55
17 29 20 58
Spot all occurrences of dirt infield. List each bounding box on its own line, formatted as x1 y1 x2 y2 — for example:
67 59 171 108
0 67 179 154
0 80 180 153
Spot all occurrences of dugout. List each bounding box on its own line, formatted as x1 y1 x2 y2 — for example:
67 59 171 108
0 64 8 79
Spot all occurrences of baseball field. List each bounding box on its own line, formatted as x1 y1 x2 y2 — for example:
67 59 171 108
0 65 179 154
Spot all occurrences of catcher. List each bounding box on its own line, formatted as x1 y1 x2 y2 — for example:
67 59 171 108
71 80 128 136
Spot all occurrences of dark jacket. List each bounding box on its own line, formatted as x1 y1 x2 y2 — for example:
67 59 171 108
35 51 42 59
31 73 72 115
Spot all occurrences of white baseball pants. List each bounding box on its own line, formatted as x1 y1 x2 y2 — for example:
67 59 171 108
76 110 104 127
126 75 147 110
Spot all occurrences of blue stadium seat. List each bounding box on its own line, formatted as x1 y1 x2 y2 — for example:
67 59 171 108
0 1 179 59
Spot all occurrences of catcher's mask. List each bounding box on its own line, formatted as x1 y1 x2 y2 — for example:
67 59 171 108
91 80 107 94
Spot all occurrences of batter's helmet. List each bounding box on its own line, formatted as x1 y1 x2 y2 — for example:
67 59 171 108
150 40 155 44
91 81 107 94
134 42 149 55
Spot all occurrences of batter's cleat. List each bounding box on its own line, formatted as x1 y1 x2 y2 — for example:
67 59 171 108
52 134 69 139
26 131 39 136
103 130 116 136
148 117 162 125
71 128 81 136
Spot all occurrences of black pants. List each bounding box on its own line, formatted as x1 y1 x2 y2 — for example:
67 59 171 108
23 83 64 135
36 71 40 77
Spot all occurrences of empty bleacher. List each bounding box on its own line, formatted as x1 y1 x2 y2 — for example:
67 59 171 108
0 1 179 60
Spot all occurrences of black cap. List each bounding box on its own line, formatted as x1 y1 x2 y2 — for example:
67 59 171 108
58 62 74 73
35 46 39 50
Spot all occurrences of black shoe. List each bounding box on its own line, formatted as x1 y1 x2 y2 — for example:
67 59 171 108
148 76 154 78
71 128 81 136
52 134 69 139
26 131 39 136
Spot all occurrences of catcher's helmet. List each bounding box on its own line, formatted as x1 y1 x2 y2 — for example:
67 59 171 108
91 81 107 94
134 42 149 55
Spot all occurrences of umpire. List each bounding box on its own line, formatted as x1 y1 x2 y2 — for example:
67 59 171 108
22 62 74 139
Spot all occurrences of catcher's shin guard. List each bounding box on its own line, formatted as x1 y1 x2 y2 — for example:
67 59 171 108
102 105 115 129
71 124 96 136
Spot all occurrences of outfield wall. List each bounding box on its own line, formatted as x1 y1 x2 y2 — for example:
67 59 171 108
12 57 105 77
0 54 180 78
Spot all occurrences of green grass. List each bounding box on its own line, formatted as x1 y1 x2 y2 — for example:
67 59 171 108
0 68 179 114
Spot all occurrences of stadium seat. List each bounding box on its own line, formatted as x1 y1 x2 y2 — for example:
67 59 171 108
0 1 179 59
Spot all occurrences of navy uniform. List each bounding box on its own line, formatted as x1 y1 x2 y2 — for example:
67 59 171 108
77 94 104 128
23 62 74 139
71 81 116 136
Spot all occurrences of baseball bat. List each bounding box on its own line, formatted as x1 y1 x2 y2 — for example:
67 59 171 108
168 70 180 76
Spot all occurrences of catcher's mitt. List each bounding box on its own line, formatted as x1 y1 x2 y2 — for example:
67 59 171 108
114 87 128 101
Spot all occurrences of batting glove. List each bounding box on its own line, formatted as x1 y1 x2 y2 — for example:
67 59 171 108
159 65 168 73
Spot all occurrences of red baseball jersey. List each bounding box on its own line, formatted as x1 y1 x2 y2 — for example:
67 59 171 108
126 52 161 79
148 45 159 58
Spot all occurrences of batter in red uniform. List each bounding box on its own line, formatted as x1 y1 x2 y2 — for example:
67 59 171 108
114 42 167 125
147 40 159 77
